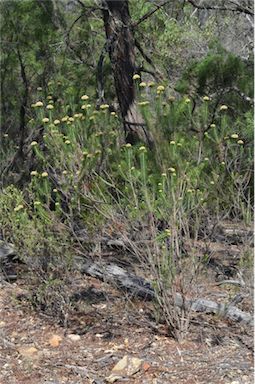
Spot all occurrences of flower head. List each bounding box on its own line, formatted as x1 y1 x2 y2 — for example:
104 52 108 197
139 146 146 152
231 133 239 139
170 140 176 145
30 171 38 176
220 105 228 111
100 104 109 110
54 119 60 125
203 96 210 101
31 141 38 147
139 82 146 88
132 74 140 80
157 85 165 92
185 98 191 104
237 139 244 144
81 94 89 100
168 167 176 173
125 143 132 148
35 101 43 107
148 81 155 87
210 124 216 128
42 117 49 123
14 204 24 212
41 172 48 178
138 101 149 106
46 104 54 110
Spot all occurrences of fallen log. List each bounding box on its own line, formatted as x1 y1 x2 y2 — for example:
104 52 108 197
76 259 253 326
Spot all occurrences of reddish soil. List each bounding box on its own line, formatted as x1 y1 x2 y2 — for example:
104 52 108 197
0 270 253 384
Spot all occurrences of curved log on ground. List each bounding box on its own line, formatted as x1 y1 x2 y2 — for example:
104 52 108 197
77 259 253 326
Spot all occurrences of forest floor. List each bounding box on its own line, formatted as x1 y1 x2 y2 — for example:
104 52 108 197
0 222 254 384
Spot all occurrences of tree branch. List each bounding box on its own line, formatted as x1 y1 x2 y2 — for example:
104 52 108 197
135 39 163 81
132 0 171 28
17 47 29 160
187 0 254 16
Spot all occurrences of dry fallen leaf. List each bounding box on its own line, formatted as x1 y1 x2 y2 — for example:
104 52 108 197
18 346 38 358
142 362 151 372
49 335 62 347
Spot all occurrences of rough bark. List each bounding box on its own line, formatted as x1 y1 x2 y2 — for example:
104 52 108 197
77 259 253 326
102 0 153 147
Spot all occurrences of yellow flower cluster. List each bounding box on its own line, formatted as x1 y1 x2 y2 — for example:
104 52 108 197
100 104 109 110
81 104 91 110
156 85 165 94
14 204 24 212
138 101 149 106
31 101 43 108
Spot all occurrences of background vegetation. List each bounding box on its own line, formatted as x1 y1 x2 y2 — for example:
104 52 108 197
0 0 253 341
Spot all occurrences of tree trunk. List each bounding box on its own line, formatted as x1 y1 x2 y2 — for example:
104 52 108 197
102 0 153 147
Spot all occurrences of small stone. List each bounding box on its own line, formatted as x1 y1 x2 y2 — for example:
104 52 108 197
49 335 62 347
67 334 81 342
106 355 143 382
